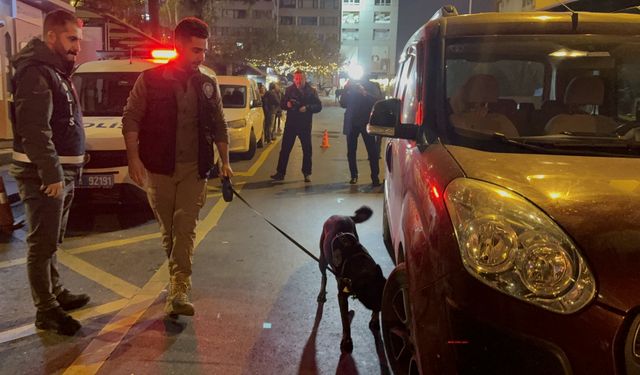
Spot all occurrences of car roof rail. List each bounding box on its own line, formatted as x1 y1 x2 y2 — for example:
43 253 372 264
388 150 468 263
430 5 459 21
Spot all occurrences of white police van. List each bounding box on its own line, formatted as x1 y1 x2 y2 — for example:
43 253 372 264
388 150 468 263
72 51 219 202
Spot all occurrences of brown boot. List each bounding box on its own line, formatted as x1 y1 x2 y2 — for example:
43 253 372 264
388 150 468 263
170 277 194 316
164 282 176 315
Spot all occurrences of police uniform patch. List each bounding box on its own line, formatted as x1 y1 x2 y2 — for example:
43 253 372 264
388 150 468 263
203 82 215 99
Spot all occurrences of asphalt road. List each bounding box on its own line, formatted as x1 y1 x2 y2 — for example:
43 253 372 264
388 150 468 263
0 102 396 375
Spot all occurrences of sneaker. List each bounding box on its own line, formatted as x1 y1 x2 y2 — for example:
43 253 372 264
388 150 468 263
56 289 90 311
349 177 358 185
304 175 311 183
270 173 285 181
35 306 81 336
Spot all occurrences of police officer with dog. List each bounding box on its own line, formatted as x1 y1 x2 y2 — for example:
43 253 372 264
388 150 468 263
122 17 232 318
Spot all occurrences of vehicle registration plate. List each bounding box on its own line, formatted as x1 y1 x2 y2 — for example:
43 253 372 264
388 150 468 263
79 174 114 188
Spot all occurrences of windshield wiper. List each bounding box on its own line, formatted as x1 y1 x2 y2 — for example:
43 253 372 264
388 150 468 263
492 133 640 157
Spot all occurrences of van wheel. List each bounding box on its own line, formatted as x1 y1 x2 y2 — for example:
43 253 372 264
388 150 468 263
383 191 395 263
257 127 265 148
241 128 257 160
382 263 420 375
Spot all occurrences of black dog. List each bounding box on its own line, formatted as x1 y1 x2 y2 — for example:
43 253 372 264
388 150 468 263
317 206 387 353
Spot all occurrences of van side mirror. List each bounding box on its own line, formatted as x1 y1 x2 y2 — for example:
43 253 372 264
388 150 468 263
367 98 419 139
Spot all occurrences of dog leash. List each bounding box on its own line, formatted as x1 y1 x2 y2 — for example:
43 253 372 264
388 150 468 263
225 181 336 276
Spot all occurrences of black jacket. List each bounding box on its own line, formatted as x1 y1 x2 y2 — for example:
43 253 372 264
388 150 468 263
340 80 382 135
9 38 85 185
138 63 227 178
280 83 322 127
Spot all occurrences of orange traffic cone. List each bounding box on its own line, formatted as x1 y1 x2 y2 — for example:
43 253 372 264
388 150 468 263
321 129 330 149
0 176 23 234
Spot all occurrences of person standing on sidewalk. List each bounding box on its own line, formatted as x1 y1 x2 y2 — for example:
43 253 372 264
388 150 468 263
270 70 322 182
263 82 281 144
9 10 89 336
340 78 383 186
122 17 232 317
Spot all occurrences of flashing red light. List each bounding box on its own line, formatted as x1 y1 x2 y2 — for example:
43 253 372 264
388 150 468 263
151 49 177 60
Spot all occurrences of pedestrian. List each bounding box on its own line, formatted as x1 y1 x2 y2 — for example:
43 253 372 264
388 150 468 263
263 82 281 143
340 77 383 186
122 17 232 317
9 10 89 336
270 70 322 183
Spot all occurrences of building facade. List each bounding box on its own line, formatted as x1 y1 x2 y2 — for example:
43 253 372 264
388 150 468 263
340 0 398 80
0 0 75 140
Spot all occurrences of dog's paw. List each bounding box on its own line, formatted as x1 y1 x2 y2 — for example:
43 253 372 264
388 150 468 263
340 337 353 353
317 292 327 303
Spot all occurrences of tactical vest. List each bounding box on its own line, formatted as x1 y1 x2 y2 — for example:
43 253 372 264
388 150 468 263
139 64 220 178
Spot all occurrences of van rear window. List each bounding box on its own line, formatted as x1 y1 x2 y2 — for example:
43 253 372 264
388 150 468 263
73 73 140 117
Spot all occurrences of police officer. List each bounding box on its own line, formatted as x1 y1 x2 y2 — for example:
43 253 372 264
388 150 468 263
9 10 89 336
122 17 232 317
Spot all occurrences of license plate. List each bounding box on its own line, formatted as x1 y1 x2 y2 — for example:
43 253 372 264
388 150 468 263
79 174 114 188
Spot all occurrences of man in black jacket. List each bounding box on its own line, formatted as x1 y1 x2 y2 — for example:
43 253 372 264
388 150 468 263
270 70 322 182
340 78 383 186
123 18 231 317
9 10 89 336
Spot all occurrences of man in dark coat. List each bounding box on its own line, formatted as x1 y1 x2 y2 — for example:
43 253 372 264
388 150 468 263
9 10 89 336
270 70 322 182
340 78 383 186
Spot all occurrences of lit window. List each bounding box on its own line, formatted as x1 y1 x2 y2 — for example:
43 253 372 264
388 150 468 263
374 11 390 23
342 11 359 24
373 29 390 41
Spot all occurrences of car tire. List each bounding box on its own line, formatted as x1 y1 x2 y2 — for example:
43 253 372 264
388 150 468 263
257 126 265 148
381 263 420 375
241 128 257 160
382 189 395 263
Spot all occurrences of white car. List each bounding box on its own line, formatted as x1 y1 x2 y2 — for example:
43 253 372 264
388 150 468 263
72 55 219 201
216 75 265 159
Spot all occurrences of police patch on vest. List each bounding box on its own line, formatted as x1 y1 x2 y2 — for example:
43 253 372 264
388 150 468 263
203 82 215 99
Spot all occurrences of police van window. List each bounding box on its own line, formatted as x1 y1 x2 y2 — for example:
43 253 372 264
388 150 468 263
73 73 139 117
220 85 246 108
400 55 417 124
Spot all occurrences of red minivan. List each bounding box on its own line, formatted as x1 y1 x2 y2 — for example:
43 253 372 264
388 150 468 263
368 7 640 375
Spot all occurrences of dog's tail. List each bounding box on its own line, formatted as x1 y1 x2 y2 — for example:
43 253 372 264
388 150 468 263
351 206 373 224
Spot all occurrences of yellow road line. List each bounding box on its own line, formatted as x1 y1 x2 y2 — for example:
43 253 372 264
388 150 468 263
66 233 161 255
0 257 26 269
63 188 237 374
0 298 129 345
57 251 140 299
235 138 280 177
0 233 162 270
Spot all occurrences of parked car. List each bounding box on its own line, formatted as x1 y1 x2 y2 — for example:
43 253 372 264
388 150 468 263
368 7 640 375
217 75 265 159
72 52 219 202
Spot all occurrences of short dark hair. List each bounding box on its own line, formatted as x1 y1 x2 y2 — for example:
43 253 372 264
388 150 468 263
293 69 305 76
175 17 209 41
44 10 80 33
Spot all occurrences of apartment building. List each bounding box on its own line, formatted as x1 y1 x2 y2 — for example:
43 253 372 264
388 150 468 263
210 0 341 47
340 0 398 79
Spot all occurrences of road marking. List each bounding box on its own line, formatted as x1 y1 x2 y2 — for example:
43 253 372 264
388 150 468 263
235 137 280 177
66 233 161 256
0 257 26 269
0 298 128 345
57 250 140 299
63 189 236 374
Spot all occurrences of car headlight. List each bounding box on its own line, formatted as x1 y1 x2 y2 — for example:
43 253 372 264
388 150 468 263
228 119 247 128
444 178 595 314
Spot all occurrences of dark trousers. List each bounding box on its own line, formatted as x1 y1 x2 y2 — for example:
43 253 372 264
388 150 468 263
11 164 77 311
276 122 312 176
347 126 380 181
264 110 276 143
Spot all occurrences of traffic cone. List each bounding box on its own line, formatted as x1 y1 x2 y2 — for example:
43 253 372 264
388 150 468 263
0 176 23 234
321 129 330 149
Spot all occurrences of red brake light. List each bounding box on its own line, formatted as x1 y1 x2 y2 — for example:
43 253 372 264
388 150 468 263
151 49 177 60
